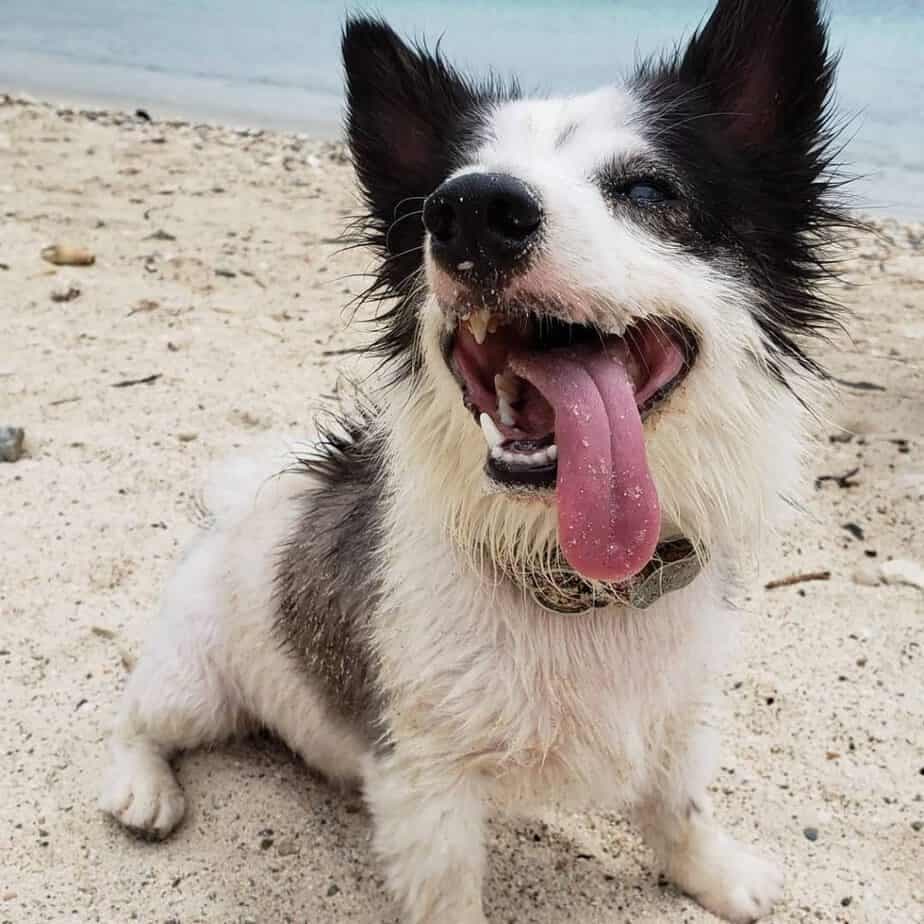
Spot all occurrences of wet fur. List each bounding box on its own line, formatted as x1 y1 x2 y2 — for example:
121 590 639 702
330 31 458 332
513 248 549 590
100 2 848 922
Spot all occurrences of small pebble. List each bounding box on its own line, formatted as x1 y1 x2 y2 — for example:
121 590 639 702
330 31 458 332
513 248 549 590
851 563 881 586
50 285 81 303
130 298 160 315
326 883 340 897
840 896 852 907
842 521 865 540
259 837 273 850
803 826 819 842
177 432 198 443
912 821 922 832
41 244 95 266
0 426 25 462
276 839 298 857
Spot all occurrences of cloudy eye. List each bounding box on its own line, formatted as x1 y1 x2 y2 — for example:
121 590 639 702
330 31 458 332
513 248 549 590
626 180 674 205
597 169 679 208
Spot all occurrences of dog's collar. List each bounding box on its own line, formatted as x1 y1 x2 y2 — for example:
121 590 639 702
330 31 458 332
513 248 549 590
504 537 704 614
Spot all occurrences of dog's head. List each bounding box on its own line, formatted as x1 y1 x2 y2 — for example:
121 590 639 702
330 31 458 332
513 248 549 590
343 0 845 581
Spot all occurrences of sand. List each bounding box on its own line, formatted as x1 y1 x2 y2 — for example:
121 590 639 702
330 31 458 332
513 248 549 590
1 94 922 924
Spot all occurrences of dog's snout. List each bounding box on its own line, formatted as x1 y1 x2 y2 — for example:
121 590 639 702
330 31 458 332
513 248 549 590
423 173 542 277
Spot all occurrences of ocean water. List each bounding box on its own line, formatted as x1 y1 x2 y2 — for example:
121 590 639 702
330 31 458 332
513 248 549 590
1 1 922 217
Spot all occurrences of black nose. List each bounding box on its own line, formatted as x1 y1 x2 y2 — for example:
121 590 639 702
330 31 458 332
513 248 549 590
422 173 542 277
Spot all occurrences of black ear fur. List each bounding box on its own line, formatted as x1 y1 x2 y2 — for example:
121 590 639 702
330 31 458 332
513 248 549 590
639 0 851 380
342 18 503 376
679 0 835 153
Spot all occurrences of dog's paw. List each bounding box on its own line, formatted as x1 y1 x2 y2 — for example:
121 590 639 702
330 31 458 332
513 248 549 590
99 747 186 839
690 847 782 923
669 830 783 924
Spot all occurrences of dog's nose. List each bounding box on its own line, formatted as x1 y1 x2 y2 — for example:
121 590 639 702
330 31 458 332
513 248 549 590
423 173 542 276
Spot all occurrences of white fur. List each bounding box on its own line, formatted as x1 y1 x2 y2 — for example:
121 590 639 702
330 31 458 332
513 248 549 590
100 83 798 923
100 441 367 836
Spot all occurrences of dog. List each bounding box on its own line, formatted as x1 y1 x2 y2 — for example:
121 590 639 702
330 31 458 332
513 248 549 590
99 1 847 921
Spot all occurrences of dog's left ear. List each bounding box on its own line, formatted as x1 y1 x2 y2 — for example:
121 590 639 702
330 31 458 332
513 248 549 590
343 18 482 288
679 0 834 153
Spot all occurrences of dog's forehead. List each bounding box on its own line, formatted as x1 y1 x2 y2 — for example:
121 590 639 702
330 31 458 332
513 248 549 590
476 87 647 171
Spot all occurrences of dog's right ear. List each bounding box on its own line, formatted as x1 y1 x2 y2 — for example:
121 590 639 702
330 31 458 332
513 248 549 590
343 18 482 285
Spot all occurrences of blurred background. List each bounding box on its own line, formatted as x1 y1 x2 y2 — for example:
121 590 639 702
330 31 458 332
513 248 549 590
0 0 921 217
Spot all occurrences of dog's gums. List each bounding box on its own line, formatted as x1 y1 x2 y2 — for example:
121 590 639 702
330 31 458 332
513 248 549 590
446 311 697 580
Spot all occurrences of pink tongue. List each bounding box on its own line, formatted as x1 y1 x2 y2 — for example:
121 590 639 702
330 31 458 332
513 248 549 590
509 346 660 582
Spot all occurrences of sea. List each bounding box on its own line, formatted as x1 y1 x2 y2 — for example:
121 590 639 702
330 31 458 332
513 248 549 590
1 1 922 218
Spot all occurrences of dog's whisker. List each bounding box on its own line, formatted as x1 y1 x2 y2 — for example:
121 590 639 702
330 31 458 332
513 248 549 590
384 209 425 253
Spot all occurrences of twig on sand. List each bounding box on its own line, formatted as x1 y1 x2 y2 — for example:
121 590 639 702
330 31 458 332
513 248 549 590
111 373 161 388
765 571 832 590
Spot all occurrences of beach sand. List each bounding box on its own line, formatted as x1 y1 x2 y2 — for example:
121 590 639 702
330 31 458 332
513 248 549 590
1 94 922 923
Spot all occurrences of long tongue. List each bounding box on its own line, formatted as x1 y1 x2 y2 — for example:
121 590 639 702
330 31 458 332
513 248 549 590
509 345 660 582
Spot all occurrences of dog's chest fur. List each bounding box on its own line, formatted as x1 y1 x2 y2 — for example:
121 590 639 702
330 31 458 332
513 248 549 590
373 503 731 807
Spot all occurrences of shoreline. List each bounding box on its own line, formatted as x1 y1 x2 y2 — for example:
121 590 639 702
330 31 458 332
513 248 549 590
0 89 341 140
0 48 343 139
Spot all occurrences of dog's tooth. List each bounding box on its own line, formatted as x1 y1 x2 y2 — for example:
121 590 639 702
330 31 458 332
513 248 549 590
495 373 519 426
498 395 516 427
467 309 491 345
530 451 548 465
490 445 505 461
501 450 516 464
547 444 558 462
479 413 503 450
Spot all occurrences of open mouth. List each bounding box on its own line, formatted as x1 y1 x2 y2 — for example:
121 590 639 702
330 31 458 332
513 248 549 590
445 308 697 582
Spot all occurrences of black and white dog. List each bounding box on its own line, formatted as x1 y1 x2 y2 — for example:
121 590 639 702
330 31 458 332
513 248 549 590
100 1 847 921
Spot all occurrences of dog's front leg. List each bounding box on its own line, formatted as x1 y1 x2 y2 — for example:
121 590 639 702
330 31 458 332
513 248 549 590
634 722 783 923
364 749 487 924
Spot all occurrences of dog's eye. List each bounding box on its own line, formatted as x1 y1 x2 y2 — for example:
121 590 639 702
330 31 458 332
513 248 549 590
625 181 673 205
597 171 679 208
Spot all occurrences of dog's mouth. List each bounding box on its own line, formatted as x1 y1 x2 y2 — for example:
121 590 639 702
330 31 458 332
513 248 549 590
445 308 697 582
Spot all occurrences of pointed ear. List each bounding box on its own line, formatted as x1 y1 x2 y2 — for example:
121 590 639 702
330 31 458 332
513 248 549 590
342 18 483 272
679 0 834 151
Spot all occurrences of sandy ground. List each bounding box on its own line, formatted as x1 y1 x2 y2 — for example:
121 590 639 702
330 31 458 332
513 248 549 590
1 95 922 924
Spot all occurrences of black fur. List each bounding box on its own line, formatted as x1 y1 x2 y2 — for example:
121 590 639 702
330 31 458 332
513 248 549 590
631 0 853 378
342 17 516 381
274 406 388 736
